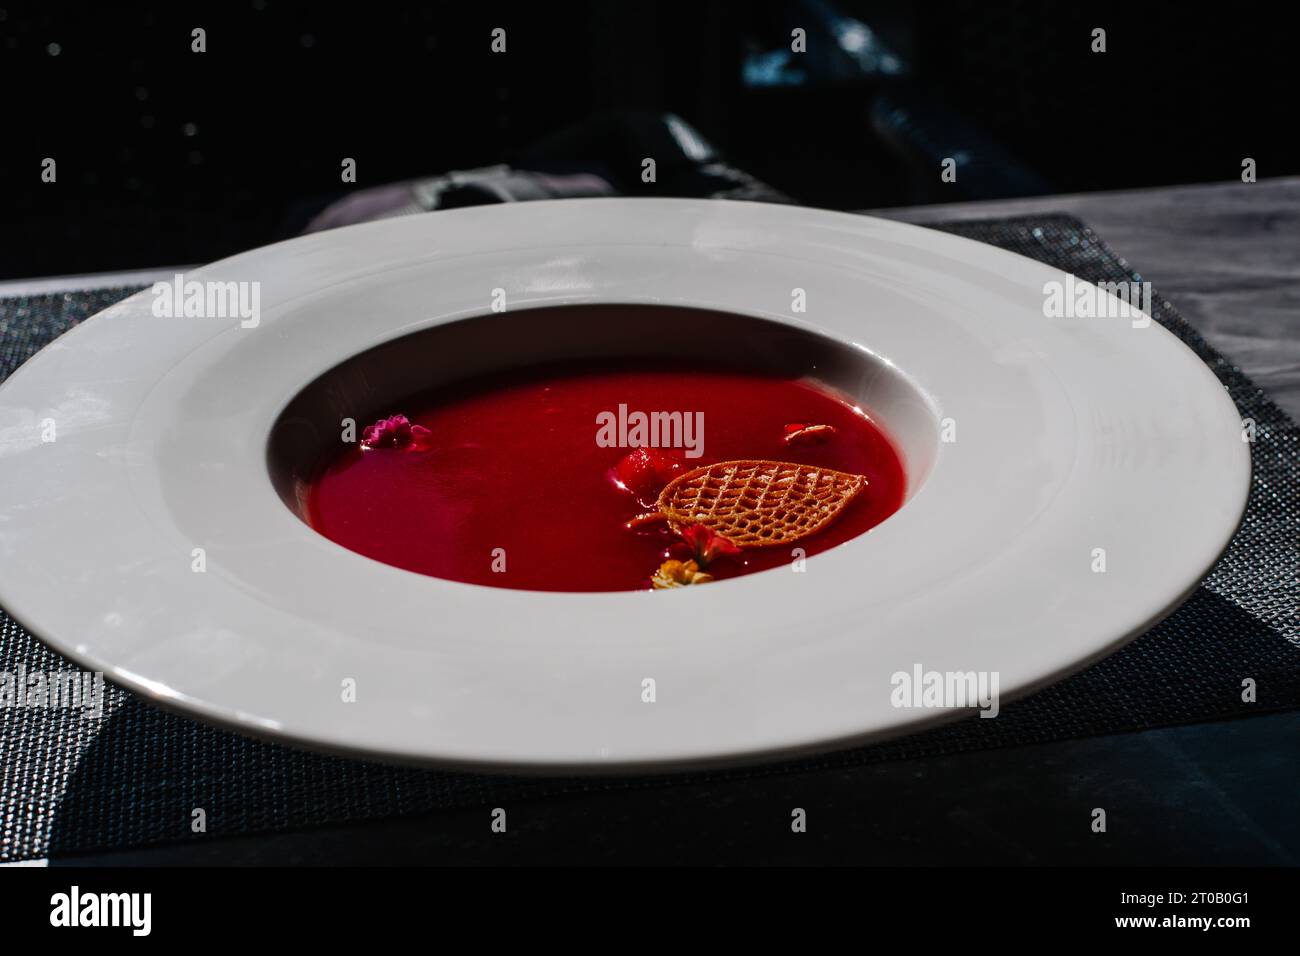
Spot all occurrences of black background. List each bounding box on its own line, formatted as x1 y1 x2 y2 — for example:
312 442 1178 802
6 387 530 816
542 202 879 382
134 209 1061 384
1 865 1287 935
1 0 1293 279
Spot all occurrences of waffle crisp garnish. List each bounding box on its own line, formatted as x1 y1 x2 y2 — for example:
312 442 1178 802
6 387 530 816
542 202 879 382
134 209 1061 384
649 459 868 548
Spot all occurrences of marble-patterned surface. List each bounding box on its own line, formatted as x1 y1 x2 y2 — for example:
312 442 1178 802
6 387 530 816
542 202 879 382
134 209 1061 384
872 177 1300 421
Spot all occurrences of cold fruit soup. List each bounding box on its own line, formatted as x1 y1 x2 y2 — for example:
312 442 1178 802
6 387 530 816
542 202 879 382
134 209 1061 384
306 362 906 592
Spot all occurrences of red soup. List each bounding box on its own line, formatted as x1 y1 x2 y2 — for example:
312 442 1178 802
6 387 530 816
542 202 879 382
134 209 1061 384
306 362 906 592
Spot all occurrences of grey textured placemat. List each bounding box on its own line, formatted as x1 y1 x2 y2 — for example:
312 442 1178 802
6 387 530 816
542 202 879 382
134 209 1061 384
1 214 1296 862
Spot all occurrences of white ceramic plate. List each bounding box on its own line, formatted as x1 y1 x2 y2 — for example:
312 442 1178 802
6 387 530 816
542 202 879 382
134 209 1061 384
0 199 1249 772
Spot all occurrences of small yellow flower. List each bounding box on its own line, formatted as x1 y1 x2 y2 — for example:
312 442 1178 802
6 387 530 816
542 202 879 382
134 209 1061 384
651 559 714 589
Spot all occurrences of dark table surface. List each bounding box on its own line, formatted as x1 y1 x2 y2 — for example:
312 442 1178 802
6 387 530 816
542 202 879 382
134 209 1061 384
871 177 1300 423
5 177 1298 865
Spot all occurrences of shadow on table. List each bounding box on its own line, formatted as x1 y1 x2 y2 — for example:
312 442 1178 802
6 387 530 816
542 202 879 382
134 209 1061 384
44 587 1300 862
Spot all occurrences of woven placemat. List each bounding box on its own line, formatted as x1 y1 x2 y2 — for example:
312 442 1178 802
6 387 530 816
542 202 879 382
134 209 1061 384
2 214 1297 862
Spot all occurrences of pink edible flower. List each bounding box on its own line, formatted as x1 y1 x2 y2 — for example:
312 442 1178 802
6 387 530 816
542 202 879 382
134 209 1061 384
361 414 432 450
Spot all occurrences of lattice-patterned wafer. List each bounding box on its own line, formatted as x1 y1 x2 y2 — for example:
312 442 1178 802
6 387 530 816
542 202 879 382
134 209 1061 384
651 459 868 548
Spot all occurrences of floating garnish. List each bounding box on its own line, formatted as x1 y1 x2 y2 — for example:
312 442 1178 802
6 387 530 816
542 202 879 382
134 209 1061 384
673 523 742 567
631 459 867 548
611 447 684 495
783 423 837 446
651 559 714 589
361 414 432 450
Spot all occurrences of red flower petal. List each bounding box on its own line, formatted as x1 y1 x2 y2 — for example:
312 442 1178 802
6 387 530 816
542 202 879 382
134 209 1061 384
677 523 741 566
